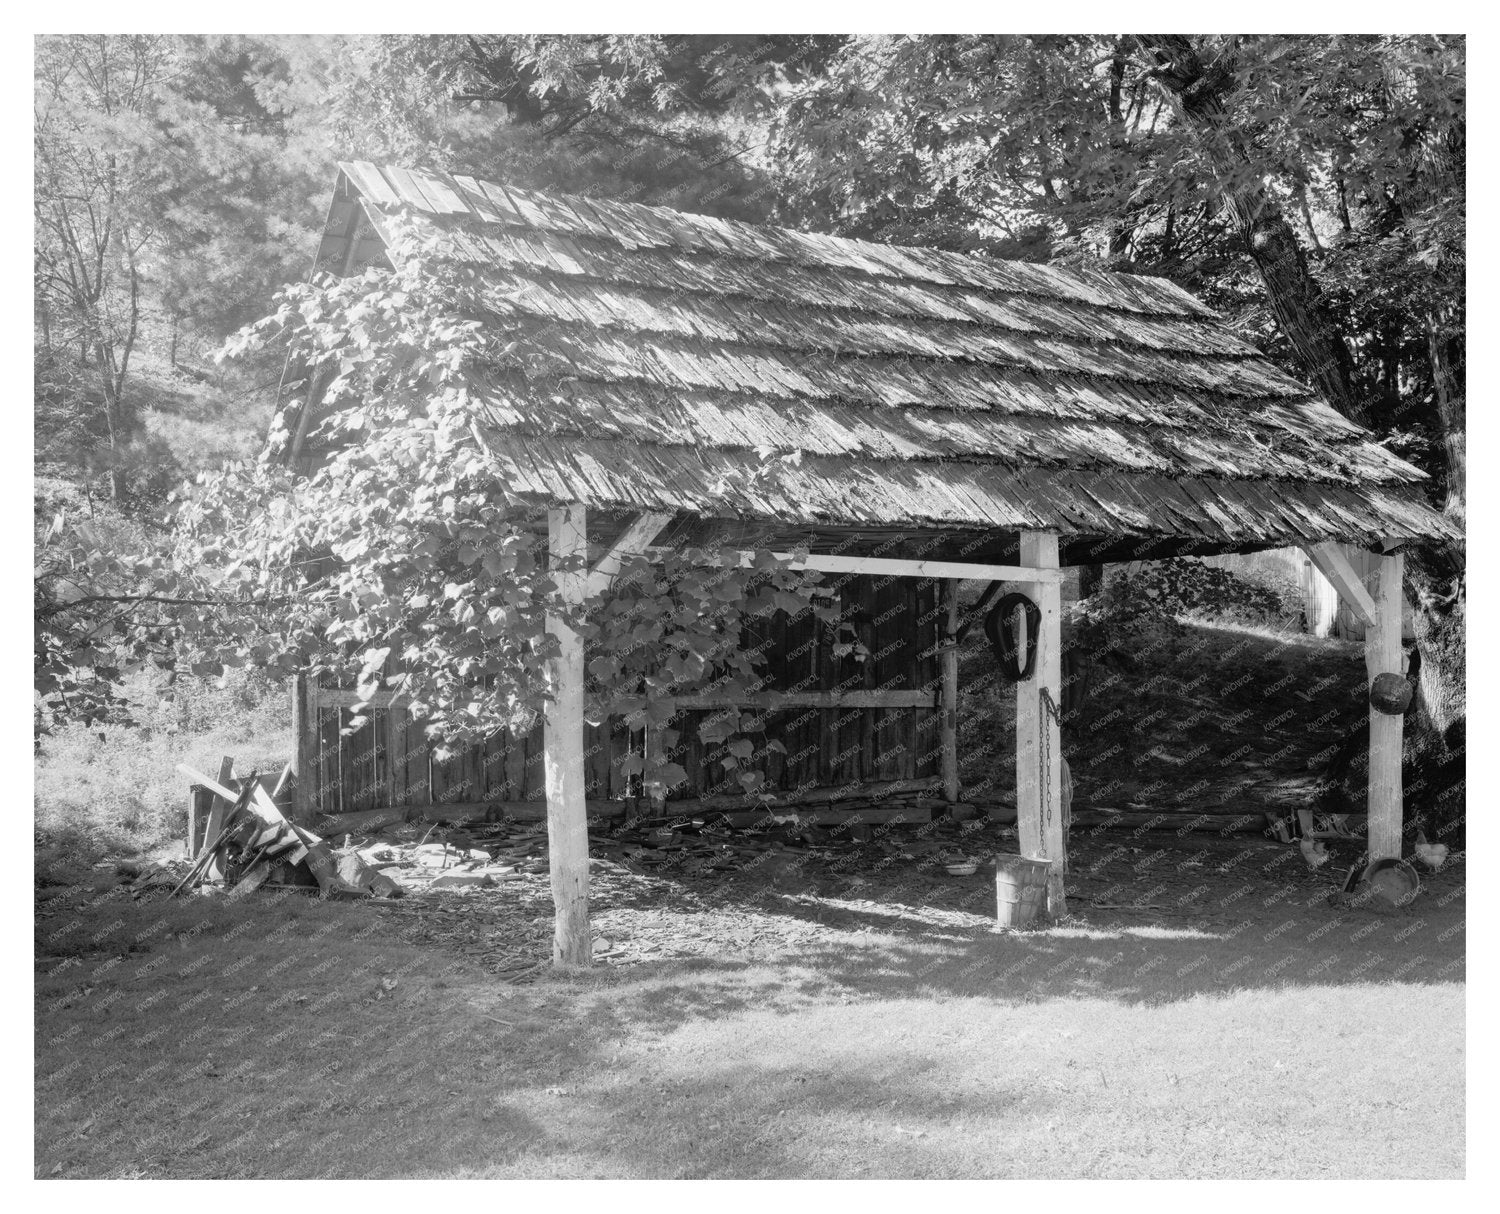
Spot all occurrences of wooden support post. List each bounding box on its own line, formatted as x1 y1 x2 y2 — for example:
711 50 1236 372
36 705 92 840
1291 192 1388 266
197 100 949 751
1366 551 1405 861
545 504 592 967
1016 532 1066 918
940 579 960 803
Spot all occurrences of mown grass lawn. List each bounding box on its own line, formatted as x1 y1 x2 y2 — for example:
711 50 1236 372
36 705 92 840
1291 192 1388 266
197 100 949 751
36 860 1464 1179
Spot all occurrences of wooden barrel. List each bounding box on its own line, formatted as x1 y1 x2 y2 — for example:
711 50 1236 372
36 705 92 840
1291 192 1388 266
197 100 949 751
995 855 1051 928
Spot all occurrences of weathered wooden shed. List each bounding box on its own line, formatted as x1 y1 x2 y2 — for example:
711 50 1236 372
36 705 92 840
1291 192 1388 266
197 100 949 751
290 161 1456 963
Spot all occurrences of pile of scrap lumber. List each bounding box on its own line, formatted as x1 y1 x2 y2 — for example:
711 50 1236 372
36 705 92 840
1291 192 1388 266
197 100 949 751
177 757 404 900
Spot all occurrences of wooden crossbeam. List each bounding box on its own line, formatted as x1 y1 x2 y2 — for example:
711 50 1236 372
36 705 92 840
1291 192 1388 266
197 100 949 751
315 686 938 712
1300 542 1378 627
646 546 1063 584
665 689 937 711
315 688 392 708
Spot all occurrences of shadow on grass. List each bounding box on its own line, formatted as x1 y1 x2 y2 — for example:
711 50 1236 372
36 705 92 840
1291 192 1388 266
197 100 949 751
580 888 1464 1014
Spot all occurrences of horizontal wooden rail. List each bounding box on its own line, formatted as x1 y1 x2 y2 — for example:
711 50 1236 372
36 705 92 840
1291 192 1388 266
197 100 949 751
647 546 1064 584
668 689 937 711
316 776 946 832
678 775 943 810
315 688 393 708
314 687 938 711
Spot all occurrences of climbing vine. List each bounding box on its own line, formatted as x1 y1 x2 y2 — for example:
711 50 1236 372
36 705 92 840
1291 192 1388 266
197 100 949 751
177 222 835 795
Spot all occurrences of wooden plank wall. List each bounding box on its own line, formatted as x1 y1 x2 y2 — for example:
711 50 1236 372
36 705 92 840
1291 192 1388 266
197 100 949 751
303 576 943 816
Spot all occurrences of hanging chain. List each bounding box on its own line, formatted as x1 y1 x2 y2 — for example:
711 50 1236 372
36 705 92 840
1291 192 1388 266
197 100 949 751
1039 685 1062 839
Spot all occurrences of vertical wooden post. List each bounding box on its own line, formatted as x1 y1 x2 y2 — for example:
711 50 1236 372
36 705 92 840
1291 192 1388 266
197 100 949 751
644 723 667 817
1016 531 1066 917
186 786 209 859
545 504 592 967
197 755 237 879
291 673 318 824
1301 555 1336 638
1366 551 1405 861
940 579 961 803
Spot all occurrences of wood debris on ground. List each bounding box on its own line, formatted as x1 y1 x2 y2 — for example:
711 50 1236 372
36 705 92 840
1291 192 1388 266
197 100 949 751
158 756 409 903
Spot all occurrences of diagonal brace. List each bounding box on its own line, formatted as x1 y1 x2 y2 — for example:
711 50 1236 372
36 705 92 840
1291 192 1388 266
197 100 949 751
1300 542 1378 628
586 512 673 595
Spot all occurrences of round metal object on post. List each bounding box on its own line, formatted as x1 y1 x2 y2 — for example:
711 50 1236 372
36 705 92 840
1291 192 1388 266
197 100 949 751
1369 672 1413 715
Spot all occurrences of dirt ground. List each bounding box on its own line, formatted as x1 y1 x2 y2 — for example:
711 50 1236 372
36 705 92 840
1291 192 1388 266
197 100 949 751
347 813 1467 986
35 812 1465 1179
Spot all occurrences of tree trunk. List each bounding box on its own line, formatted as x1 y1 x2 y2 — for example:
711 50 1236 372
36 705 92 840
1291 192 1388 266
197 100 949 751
1427 315 1465 527
1135 35 1368 424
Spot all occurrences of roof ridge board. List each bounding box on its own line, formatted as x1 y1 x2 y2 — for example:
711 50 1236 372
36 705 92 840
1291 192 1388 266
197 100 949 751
466 176 528 225
517 185 619 245
637 200 735 257
700 212 787 262
339 161 403 209
504 183 578 233
446 172 514 226
412 167 476 215
579 192 682 249
381 164 449 214
562 193 653 251
1123 274 1220 321
492 181 554 231
1052 259 1198 320
550 194 618 241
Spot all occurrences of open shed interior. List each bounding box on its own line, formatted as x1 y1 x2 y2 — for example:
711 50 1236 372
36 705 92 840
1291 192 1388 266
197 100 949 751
283 163 1455 955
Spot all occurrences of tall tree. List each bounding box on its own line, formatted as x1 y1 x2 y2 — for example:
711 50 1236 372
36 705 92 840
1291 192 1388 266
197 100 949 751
34 35 171 498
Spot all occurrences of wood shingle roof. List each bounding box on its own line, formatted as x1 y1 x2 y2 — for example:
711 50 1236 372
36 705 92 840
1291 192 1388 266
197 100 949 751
316 160 1457 554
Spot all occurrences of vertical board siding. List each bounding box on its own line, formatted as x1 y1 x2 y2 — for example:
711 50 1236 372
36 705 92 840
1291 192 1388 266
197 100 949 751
305 575 942 814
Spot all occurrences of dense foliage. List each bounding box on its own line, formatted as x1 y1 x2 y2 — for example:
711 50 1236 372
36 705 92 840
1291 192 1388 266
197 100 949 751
1106 560 1296 629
